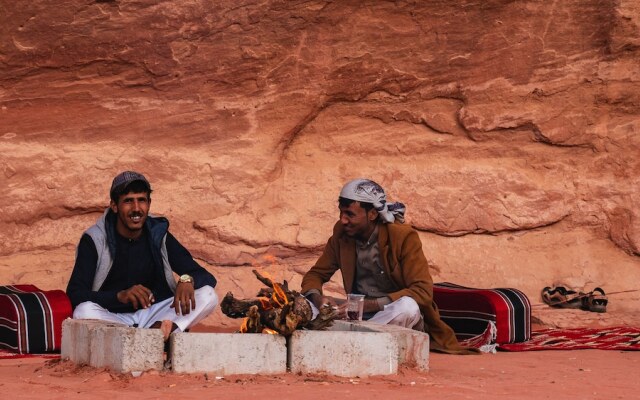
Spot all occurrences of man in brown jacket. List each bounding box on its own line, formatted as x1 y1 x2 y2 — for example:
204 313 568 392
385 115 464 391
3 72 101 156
301 178 472 353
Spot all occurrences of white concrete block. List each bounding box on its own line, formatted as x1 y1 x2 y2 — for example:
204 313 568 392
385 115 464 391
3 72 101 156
331 320 430 371
170 332 287 375
61 319 103 365
288 329 398 377
61 319 164 373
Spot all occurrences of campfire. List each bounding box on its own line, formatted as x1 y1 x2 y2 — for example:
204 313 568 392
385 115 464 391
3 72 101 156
221 270 338 335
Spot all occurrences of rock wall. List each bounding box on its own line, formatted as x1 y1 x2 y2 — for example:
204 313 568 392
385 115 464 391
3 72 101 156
1 0 639 327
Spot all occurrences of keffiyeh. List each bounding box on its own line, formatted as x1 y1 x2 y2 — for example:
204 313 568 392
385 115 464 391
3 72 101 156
339 178 406 223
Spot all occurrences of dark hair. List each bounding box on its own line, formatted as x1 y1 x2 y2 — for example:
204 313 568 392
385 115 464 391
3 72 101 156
338 196 374 212
110 180 152 203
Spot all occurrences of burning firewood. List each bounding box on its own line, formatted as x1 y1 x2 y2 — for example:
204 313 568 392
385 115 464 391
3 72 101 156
221 269 339 335
242 305 263 333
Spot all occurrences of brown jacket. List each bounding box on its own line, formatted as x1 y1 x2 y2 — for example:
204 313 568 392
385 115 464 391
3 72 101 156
301 221 477 354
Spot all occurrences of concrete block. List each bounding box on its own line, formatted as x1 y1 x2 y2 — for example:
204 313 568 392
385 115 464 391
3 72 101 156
288 329 398 377
170 332 287 375
61 319 103 365
61 319 164 373
331 320 430 371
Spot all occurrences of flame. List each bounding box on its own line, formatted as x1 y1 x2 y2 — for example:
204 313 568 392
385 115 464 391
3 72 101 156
257 255 284 285
271 282 289 307
257 296 272 310
257 271 289 307
239 317 249 333
236 269 289 335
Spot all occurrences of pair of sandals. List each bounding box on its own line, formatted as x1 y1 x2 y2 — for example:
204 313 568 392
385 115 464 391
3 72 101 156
541 286 608 313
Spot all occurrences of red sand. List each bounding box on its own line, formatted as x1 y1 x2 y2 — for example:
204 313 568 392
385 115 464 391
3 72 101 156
3 350 638 399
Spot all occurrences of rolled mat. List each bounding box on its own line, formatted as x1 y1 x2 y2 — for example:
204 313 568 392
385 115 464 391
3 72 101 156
0 285 72 354
434 282 532 346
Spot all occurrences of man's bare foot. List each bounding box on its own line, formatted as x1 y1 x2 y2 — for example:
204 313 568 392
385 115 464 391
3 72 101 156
150 320 178 341
160 320 174 341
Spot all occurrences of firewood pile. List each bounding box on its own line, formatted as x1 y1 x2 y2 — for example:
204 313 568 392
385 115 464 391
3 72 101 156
221 270 339 336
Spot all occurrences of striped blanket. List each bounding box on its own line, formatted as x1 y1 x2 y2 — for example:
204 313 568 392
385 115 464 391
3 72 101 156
434 282 532 349
0 285 72 354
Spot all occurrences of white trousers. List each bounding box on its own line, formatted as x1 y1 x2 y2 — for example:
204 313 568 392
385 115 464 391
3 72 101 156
72 285 218 332
310 296 423 329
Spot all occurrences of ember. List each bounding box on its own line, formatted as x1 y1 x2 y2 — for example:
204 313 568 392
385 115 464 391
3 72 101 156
221 269 338 335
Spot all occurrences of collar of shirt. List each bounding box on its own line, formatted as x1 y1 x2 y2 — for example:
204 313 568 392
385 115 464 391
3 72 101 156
115 227 147 245
356 224 379 249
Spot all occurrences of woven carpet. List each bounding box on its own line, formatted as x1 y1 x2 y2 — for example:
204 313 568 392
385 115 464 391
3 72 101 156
498 326 640 351
0 348 60 360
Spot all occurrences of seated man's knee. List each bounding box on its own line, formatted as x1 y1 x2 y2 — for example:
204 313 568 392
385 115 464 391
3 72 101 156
395 296 421 319
72 301 100 319
196 285 218 313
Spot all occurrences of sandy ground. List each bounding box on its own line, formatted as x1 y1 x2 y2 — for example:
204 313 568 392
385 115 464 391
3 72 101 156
3 313 640 399
2 350 639 400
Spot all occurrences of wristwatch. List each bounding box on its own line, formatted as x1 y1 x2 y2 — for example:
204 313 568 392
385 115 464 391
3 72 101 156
178 274 193 284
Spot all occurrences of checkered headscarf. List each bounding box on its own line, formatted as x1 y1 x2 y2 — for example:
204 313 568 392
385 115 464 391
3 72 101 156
339 178 405 223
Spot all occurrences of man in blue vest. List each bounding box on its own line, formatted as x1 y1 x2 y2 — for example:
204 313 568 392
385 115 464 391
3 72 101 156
66 171 218 339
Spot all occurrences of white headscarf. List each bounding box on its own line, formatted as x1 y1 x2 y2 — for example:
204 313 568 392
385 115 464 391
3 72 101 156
339 178 406 224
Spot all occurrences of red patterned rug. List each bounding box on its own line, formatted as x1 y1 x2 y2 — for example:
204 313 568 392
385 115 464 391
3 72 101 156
498 326 640 351
0 348 60 360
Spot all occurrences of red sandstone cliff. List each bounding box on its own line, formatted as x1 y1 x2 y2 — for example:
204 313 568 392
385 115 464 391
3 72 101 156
1 0 638 327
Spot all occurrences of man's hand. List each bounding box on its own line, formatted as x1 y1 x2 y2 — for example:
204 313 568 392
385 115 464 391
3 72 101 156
172 281 196 315
308 293 347 319
117 285 154 310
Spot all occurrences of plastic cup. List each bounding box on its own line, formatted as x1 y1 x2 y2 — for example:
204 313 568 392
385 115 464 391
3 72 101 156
346 294 365 321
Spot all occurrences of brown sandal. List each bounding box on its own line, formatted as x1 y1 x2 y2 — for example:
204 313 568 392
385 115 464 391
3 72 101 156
581 287 608 313
541 286 584 309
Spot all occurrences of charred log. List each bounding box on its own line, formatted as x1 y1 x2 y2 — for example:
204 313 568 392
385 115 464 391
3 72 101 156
220 292 266 318
243 305 263 333
304 304 339 331
220 269 339 335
